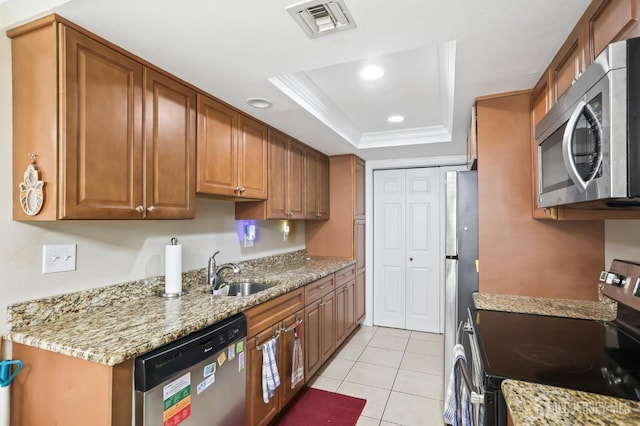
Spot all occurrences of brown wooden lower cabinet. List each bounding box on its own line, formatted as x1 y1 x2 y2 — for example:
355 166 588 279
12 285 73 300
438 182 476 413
245 309 305 426
335 279 356 347
355 271 366 324
345 279 356 335
10 343 132 426
304 298 323 379
335 283 347 346
246 326 281 426
320 291 336 362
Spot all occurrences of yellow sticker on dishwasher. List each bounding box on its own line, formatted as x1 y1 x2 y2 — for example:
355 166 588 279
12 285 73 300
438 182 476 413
217 351 227 367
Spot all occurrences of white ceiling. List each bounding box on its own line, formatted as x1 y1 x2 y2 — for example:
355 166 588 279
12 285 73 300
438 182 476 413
3 0 591 161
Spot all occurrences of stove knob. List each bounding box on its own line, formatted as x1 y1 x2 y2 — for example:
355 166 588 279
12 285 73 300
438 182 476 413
605 272 625 287
634 278 640 297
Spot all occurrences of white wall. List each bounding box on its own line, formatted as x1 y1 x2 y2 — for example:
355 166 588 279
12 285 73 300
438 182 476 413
605 220 640 266
0 31 305 334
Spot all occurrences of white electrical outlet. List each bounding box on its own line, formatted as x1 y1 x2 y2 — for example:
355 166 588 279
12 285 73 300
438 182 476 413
42 244 77 274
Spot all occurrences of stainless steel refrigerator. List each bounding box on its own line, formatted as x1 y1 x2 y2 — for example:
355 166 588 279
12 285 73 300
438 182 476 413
443 170 479 384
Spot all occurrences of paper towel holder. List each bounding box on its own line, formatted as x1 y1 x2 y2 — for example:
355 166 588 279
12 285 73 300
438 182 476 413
159 237 187 299
160 289 187 299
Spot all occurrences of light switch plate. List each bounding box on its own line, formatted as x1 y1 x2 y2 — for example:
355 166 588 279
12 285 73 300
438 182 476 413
42 244 76 274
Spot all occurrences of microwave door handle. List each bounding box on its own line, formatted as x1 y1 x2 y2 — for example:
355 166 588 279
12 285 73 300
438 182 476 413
582 103 604 184
562 100 588 192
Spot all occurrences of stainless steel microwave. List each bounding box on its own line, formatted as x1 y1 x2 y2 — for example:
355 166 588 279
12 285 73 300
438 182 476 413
535 37 640 209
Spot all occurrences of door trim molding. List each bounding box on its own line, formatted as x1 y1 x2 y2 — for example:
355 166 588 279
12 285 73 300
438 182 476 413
363 155 466 327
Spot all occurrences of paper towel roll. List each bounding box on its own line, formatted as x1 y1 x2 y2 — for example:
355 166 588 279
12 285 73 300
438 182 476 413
0 385 8 426
165 244 182 295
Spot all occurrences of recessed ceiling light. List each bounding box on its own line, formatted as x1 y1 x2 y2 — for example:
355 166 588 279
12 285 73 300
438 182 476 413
388 115 404 123
360 65 384 80
247 98 273 109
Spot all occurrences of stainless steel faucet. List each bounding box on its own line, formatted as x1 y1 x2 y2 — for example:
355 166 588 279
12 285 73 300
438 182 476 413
208 251 241 289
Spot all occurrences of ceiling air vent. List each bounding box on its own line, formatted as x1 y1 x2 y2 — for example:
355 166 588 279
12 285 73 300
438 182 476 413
287 0 357 38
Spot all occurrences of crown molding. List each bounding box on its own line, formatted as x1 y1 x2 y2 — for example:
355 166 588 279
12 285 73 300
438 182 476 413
269 40 457 150
268 73 361 146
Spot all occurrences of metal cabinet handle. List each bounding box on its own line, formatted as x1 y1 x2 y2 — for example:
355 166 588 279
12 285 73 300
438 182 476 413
234 186 241 193
147 206 156 212
316 213 322 217
135 205 144 213
240 187 246 193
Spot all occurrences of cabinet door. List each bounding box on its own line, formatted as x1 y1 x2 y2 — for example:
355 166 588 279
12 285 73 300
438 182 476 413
288 140 305 219
550 24 584 103
355 219 366 272
61 26 144 219
317 154 330 219
304 300 322 380
196 94 238 197
320 292 336 362
304 149 319 219
356 271 366 324
335 284 347 347
355 157 365 219
267 129 288 218
238 114 268 199
279 310 305 407
144 69 196 219
584 0 640 63
345 279 356 335
246 327 280 426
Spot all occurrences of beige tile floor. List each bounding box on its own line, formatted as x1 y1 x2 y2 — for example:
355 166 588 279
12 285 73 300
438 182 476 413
307 325 446 426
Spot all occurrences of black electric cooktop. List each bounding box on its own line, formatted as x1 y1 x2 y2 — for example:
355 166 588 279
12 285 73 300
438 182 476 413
473 308 640 401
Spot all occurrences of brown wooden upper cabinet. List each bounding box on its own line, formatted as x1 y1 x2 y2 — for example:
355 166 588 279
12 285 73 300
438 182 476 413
529 0 640 220
467 105 478 170
355 157 365 219
266 129 305 219
550 25 585 103
197 93 268 200
9 16 196 220
304 148 330 220
235 132 329 220
584 0 640 63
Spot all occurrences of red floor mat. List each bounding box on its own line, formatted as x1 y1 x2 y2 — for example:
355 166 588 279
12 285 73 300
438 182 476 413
272 386 367 426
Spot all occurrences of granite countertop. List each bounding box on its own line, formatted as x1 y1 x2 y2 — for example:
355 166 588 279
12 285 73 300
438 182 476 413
472 291 617 321
6 251 354 366
502 380 640 425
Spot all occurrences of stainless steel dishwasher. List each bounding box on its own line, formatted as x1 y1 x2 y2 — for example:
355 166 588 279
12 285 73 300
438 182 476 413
134 313 247 426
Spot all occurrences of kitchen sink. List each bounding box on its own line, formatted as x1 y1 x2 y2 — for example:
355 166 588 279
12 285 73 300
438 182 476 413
205 282 274 296
227 282 273 296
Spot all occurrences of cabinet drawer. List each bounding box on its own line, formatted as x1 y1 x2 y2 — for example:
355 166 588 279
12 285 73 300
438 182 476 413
304 275 335 305
335 265 356 287
245 288 304 337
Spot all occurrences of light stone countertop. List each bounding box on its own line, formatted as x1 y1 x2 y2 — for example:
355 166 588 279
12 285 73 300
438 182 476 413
6 251 354 366
472 291 617 321
502 380 640 426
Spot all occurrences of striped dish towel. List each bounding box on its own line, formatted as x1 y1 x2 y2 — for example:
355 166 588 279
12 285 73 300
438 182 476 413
291 324 304 388
262 338 280 403
443 343 472 426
